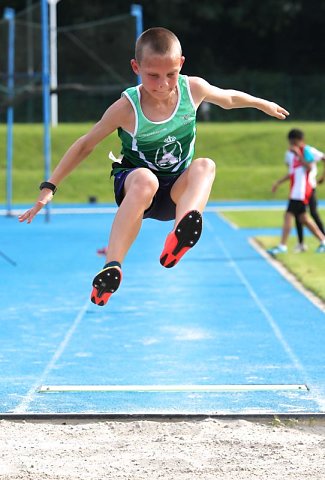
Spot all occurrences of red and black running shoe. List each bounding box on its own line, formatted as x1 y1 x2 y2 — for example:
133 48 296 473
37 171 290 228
160 210 202 268
90 265 122 306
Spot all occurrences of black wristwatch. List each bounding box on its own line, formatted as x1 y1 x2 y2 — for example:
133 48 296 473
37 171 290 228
39 181 57 195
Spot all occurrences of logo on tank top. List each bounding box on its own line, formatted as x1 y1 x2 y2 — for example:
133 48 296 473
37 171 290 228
154 136 182 169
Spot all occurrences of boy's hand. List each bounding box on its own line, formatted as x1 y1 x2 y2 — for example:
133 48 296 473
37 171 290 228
18 189 54 224
317 176 325 185
261 102 289 120
271 182 278 193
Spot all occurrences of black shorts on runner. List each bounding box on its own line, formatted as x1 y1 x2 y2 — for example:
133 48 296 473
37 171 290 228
287 199 307 216
113 167 181 221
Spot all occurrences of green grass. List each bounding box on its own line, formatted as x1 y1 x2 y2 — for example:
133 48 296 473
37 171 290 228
221 209 285 228
257 236 325 302
1 121 325 203
221 209 325 302
0 123 120 203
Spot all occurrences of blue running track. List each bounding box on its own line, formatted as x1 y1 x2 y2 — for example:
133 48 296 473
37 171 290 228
0 203 324 414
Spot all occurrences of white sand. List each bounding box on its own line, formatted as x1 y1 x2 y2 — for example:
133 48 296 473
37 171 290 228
1 418 325 479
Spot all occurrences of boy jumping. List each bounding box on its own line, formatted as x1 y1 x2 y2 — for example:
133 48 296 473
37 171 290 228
19 27 289 306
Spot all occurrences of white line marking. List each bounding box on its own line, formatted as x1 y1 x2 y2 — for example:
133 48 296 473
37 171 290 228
13 299 90 413
0 204 291 217
216 236 308 377
2 202 324 216
38 384 308 393
0 207 118 216
205 216 325 410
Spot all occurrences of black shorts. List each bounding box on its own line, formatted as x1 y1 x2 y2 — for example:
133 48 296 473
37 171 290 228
287 199 307 216
113 167 181 221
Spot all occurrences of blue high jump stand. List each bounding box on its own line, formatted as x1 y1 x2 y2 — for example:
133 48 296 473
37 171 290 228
3 1 51 222
3 7 15 217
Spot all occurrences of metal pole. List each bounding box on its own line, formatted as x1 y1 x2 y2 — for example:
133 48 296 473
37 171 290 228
4 8 15 217
130 4 143 85
48 0 60 127
26 0 34 122
41 0 51 222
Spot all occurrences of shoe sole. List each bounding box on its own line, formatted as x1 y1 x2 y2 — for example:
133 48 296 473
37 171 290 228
91 266 122 306
160 210 202 268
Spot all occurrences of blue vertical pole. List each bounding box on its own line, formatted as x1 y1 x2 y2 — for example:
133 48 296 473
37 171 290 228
130 4 143 85
4 8 15 217
41 0 51 222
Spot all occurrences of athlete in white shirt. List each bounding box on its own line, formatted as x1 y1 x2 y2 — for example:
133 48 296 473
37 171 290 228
269 129 325 255
288 140 325 251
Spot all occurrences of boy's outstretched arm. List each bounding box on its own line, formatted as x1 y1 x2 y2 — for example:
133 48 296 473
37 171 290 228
18 99 128 224
190 77 289 120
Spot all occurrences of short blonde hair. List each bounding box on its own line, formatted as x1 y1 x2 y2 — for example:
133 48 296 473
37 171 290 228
135 27 182 63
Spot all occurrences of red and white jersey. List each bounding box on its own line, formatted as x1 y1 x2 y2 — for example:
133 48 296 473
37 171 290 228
284 149 312 204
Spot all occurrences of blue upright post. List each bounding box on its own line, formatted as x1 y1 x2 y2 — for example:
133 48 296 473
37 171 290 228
130 4 143 85
4 8 15 217
41 0 51 222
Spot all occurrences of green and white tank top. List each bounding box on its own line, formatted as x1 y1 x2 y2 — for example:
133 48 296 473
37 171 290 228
116 74 196 177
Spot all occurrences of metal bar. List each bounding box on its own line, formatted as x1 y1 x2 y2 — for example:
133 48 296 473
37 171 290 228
48 0 60 127
38 384 309 393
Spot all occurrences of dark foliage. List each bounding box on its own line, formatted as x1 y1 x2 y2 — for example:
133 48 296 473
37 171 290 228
1 0 324 75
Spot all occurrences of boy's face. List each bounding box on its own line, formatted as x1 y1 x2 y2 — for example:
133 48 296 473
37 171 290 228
131 47 185 100
289 138 304 148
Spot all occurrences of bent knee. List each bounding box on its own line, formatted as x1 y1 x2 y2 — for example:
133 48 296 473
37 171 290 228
126 168 159 199
193 157 216 176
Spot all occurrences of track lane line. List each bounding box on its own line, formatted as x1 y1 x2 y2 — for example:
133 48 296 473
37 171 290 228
13 298 90 413
205 215 325 410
